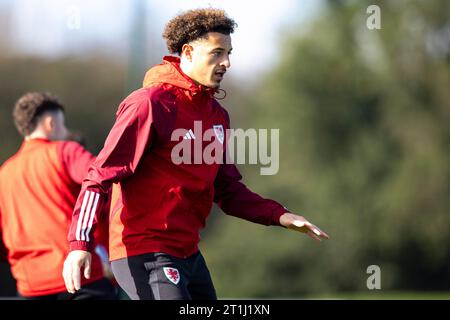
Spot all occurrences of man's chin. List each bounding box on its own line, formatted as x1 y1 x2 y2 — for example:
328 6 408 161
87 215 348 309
208 81 221 89
198 80 219 89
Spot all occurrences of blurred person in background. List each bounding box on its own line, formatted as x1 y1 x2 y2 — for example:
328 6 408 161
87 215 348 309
0 92 117 300
63 8 329 300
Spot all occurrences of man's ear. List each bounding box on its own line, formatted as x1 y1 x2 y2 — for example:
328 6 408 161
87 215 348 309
41 114 55 135
181 44 194 62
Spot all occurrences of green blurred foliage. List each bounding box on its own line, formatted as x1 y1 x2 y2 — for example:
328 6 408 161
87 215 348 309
202 0 450 297
0 55 127 160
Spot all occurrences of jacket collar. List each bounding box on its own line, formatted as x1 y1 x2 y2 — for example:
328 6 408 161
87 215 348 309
142 56 217 97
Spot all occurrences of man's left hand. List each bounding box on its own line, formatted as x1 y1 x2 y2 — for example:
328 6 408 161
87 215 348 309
279 213 330 242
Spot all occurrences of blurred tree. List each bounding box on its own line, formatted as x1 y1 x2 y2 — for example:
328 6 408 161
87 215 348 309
203 0 450 297
0 55 126 163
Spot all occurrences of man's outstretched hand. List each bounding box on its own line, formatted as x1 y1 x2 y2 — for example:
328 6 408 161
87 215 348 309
279 213 330 242
62 250 92 293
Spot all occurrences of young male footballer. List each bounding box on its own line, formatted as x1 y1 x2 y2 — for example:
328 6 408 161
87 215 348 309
63 8 329 300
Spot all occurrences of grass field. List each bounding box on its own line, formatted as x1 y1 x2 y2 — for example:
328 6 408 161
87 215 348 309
309 291 450 300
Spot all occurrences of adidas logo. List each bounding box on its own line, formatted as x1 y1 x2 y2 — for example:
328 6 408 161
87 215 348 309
183 129 196 140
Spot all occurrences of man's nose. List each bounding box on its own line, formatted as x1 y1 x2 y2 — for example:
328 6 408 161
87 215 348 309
221 55 231 69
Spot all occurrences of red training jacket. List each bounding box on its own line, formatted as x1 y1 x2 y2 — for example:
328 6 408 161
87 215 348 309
0 139 107 297
68 56 288 260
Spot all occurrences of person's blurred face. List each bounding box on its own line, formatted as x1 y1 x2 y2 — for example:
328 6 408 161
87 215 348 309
181 32 232 89
42 110 68 141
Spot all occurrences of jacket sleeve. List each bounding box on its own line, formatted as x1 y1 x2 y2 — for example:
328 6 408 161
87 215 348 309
214 163 288 226
0 237 7 262
0 207 7 262
58 141 96 184
68 93 158 252
213 105 289 226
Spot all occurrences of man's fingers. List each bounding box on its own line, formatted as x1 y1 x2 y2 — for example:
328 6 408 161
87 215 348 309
84 259 91 279
63 263 75 294
62 251 93 294
306 223 330 240
320 229 330 239
289 216 330 241
292 220 305 228
72 263 81 291
306 230 322 242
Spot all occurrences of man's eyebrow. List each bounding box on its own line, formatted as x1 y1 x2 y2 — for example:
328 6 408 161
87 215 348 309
211 48 233 52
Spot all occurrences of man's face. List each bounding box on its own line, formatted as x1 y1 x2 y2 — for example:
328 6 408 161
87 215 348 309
187 32 232 89
47 110 69 141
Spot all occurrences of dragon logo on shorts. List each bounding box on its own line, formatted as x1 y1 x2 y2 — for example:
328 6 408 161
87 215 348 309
163 267 180 285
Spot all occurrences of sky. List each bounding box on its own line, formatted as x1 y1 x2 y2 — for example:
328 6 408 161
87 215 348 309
0 0 323 76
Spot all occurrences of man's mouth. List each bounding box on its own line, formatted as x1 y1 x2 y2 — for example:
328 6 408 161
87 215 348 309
214 70 226 79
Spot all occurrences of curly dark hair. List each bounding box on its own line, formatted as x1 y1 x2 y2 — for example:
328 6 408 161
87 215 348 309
13 92 64 137
163 8 237 55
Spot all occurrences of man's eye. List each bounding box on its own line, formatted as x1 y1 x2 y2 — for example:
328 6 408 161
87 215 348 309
212 52 221 56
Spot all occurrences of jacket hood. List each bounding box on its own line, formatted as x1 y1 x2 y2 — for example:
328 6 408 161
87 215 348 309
142 56 216 97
